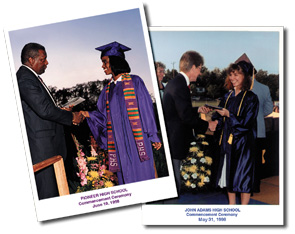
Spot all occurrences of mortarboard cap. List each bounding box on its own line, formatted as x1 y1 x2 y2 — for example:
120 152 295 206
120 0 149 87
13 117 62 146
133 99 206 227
235 53 256 90
95 41 131 59
235 53 257 75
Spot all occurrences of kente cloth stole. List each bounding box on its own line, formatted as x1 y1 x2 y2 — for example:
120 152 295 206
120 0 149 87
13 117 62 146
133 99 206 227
219 90 247 146
106 73 150 172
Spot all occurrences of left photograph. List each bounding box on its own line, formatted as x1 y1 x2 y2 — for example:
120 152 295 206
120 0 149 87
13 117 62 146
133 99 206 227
5 4 176 221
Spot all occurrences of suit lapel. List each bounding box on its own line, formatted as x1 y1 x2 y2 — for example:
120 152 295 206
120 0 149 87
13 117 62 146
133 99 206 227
37 75 57 106
22 66 57 106
177 73 191 95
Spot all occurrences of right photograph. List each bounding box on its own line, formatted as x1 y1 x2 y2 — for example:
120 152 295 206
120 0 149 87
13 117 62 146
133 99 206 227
143 27 283 225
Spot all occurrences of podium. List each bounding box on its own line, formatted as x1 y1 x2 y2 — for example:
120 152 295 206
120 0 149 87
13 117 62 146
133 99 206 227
33 155 70 196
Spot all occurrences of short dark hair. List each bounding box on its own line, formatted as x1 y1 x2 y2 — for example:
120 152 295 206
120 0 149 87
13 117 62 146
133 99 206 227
155 61 166 69
179 51 204 72
21 43 46 64
224 63 252 91
109 56 131 76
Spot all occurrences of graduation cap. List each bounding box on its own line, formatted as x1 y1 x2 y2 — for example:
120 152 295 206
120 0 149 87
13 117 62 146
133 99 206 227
95 41 131 59
235 53 257 74
235 53 257 89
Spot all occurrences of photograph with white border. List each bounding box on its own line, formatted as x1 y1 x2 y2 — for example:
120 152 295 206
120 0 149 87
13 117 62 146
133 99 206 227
4 3 176 221
142 26 283 225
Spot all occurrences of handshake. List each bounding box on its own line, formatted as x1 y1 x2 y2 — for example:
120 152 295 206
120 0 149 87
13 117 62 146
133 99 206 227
198 105 218 132
72 111 89 125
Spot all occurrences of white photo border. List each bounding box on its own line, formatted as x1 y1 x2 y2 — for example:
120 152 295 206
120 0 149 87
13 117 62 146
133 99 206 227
142 26 284 226
4 3 177 222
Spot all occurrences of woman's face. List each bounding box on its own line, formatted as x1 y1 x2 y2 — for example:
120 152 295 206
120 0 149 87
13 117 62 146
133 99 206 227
101 56 112 75
229 69 244 90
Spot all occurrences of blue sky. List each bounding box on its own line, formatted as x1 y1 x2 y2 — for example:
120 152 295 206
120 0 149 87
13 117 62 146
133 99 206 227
8 13 280 96
8 8 154 92
149 29 280 74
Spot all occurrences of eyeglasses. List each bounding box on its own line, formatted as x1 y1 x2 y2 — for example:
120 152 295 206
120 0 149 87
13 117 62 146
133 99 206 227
196 65 205 73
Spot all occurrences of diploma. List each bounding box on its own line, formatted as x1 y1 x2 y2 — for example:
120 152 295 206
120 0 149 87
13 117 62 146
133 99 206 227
61 97 85 108
205 104 223 110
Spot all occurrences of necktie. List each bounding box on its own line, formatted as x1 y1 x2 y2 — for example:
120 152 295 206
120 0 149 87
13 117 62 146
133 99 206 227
38 76 57 106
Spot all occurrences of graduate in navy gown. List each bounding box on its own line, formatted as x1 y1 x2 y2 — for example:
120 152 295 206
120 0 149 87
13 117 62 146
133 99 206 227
81 41 161 185
212 60 259 205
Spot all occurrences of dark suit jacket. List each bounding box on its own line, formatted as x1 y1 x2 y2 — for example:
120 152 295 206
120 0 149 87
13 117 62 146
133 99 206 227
163 73 208 160
17 65 73 199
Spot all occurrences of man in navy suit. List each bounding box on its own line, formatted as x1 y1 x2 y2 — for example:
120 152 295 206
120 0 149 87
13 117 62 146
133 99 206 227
163 50 217 195
17 43 83 199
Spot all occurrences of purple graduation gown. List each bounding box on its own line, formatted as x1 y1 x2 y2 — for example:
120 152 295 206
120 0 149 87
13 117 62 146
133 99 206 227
87 75 160 184
212 90 259 193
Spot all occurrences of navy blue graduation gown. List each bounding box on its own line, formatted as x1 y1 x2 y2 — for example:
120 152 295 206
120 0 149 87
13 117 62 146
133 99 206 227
212 90 259 193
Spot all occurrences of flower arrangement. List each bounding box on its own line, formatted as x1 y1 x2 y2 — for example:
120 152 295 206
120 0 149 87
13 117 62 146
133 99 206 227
72 134 118 193
180 134 213 192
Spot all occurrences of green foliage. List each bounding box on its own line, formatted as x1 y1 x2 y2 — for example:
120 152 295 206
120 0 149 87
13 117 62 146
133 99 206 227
255 70 279 101
49 78 110 112
49 67 279 113
193 67 279 101
164 69 178 81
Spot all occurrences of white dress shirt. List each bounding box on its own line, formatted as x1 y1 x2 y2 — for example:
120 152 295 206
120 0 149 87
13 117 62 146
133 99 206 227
180 71 190 86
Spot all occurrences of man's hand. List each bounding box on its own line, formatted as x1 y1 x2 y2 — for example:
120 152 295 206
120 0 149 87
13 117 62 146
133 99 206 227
208 120 218 132
61 105 74 111
72 112 84 125
152 142 162 151
198 105 212 114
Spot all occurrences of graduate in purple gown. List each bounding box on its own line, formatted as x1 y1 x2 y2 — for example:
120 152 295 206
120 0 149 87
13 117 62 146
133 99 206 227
212 60 259 205
81 41 161 185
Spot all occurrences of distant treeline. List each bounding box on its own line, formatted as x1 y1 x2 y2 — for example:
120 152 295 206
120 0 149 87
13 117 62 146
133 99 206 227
49 78 109 112
49 67 279 112
164 67 279 101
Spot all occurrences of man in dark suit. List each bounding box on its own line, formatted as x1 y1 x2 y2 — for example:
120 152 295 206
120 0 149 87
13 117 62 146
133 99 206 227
17 43 83 200
163 50 217 195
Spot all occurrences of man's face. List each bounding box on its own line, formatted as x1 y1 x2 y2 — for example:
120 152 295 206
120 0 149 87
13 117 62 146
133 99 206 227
190 64 203 82
30 49 48 75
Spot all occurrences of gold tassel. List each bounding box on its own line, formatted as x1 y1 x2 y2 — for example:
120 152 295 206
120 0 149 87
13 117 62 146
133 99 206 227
219 91 233 146
262 149 266 164
219 131 223 145
250 67 255 90
228 133 233 145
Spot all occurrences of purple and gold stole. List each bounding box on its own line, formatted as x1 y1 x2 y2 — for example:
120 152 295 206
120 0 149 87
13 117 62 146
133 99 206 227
106 73 150 172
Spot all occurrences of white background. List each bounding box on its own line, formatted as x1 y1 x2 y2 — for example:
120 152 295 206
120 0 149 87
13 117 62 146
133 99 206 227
0 0 292 233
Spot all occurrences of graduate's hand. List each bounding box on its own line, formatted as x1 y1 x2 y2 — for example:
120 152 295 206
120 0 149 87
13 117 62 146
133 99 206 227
80 111 90 118
72 112 84 125
216 108 230 117
152 142 162 151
